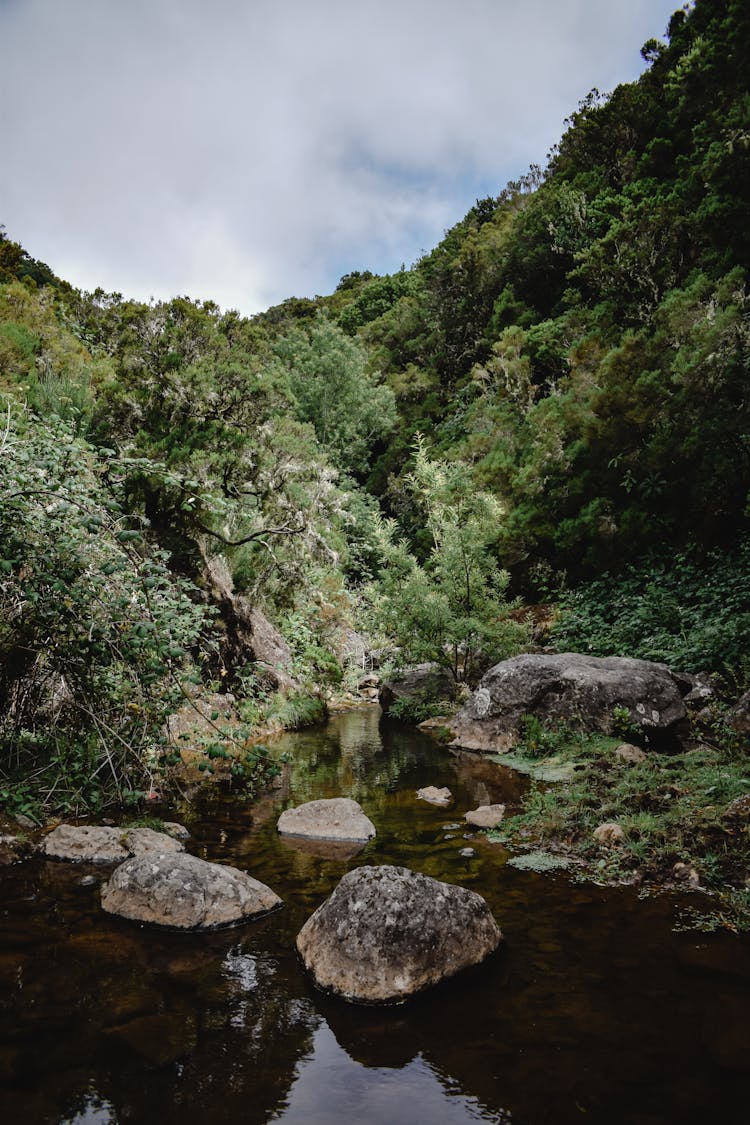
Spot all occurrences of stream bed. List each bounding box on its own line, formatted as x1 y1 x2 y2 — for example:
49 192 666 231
1 708 748 1124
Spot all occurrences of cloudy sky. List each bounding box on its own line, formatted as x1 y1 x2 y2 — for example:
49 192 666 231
1 0 680 315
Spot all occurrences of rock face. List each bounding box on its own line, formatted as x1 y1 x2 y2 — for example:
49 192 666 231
101 852 282 930
204 554 296 693
43 824 183 864
450 653 688 752
379 663 455 716
277 797 376 842
465 804 506 828
296 865 502 1003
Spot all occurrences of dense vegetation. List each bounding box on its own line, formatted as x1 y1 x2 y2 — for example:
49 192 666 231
1 0 748 822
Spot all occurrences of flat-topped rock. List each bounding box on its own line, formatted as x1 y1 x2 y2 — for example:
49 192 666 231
43 825 130 864
101 851 282 930
42 824 184 864
296 864 502 1003
277 797 375 842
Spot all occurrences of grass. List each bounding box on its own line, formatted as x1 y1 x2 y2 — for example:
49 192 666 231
485 723 750 929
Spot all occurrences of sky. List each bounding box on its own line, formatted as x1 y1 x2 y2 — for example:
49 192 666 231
1 0 682 315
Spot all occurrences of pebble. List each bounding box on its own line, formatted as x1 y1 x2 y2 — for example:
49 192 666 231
459 847 476 858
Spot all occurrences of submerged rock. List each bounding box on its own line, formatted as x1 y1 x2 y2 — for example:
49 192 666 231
277 797 376 842
101 852 281 930
450 653 688 753
465 804 506 828
296 864 502 1003
416 786 452 807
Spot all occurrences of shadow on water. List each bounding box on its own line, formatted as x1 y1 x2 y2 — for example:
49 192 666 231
1 708 748 1124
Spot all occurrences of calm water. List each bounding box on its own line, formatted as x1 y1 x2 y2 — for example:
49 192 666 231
1 708 748 1125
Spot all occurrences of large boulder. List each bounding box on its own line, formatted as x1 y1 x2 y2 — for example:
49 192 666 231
277 797 375 842
101 851 281 930
296 864 502 1004
450 653 689 752
379 663 455 718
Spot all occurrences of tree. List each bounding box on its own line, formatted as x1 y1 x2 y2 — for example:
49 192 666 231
367 440 527 683
274 311 396 475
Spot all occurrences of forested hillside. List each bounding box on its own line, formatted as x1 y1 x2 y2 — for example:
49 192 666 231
1 0 748 819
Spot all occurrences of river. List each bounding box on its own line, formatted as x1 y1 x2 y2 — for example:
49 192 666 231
0 708 748 1124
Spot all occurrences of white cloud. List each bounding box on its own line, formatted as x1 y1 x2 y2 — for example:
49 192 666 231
1 0 680 313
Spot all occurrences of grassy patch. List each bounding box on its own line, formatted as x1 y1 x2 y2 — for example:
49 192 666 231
486 726 750 928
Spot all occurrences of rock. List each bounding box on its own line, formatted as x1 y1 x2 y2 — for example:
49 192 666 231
465 804 506 828
79 875 98 888
450 653 689 753
379 663 455 717
593 822 625 846
672 861 700 886
295 865 502 1003
42 823 183 864
101 852 281 930
0 835 33 865
277 797 376 842
614 742 647 764
203 553 297 693
727 689 750 734
723 794 750 823
459 848 476 858
43 825 129 864
672 671 715 706
122 827 185 856
162 821 190 840
416 786 453 807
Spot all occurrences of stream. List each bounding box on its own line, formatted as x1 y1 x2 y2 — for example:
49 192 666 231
1 708 748 1124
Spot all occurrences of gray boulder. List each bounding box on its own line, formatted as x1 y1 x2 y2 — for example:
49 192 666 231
277 797 375 842
379 663 455 717
43 824 183 864
101 851 281 930
43 825 130 864
450 653 688 752
728 689 750 735
296 864 502 1003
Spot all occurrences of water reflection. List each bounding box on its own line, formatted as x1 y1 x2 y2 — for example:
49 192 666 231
272 1025 512 1124
0 708 748 1124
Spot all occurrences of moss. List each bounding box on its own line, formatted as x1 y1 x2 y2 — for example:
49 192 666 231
485 726 750 928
